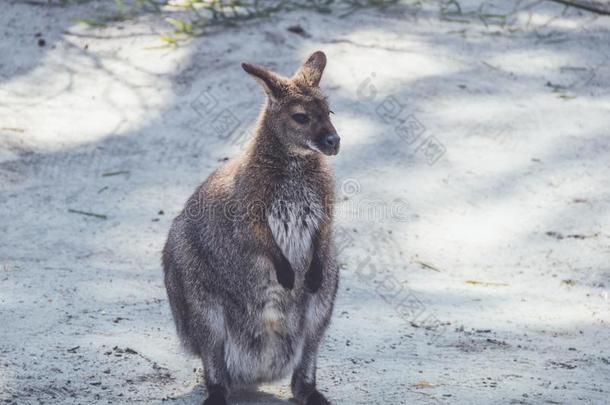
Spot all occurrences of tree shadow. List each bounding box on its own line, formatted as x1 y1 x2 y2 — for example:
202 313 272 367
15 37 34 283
1 0 609 404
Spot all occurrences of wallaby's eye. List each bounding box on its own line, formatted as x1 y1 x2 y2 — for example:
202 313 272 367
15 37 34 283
292 113 310 125
329 110 335 115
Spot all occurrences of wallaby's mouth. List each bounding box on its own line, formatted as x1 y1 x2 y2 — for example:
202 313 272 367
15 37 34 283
322 144 340 156
313 142 340 156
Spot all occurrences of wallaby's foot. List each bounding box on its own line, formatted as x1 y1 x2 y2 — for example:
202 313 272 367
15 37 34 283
304 390 330 405
305 255 323 293
203 395 226 405
203 385 227 405
292 376 330 405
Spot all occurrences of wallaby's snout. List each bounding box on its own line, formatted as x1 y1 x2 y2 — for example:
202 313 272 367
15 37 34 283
316 131 340 156
242 50 341 157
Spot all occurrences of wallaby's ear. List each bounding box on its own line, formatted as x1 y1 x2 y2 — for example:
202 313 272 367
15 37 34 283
293 51 327 87
242 62 287 102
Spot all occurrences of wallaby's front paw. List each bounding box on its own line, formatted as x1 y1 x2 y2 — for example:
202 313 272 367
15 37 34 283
273 250 295 290
305 390 330 405
305 255 323 293
276 265 295 289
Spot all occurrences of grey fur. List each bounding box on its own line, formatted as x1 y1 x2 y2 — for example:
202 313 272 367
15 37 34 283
163 51 340 405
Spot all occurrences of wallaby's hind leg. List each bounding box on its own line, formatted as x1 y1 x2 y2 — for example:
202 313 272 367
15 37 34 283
192 307 230 405
291 337 330 405
203 384 227 405
200 340 229 405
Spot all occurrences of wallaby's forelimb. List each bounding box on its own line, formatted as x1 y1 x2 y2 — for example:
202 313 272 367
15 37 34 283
254 211 296 290
269 243 295 290
305 232 323 293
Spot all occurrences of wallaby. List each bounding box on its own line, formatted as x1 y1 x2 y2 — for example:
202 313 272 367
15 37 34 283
162 51 340 405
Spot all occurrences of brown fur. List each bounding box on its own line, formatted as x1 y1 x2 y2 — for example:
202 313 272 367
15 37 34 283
163 51 340 405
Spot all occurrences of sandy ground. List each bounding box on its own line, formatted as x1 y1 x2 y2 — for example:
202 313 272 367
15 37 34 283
1 1 609 404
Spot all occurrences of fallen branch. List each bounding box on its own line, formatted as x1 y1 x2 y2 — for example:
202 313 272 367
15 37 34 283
465 280 510 287
414 260 442 272
68 209 108 220
551 0 610 15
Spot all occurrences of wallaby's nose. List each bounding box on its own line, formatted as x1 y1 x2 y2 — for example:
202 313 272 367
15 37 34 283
325 133 340 148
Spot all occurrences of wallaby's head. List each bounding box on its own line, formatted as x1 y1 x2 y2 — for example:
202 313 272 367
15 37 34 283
242 51 340 156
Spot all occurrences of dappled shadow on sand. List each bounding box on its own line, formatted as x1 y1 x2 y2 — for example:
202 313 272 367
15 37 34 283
1 1 609 404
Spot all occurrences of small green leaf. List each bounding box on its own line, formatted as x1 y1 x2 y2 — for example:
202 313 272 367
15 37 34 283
167 17 193 34
160 34 178 44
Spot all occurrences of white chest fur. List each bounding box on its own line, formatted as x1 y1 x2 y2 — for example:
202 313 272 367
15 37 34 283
267 184 323 269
